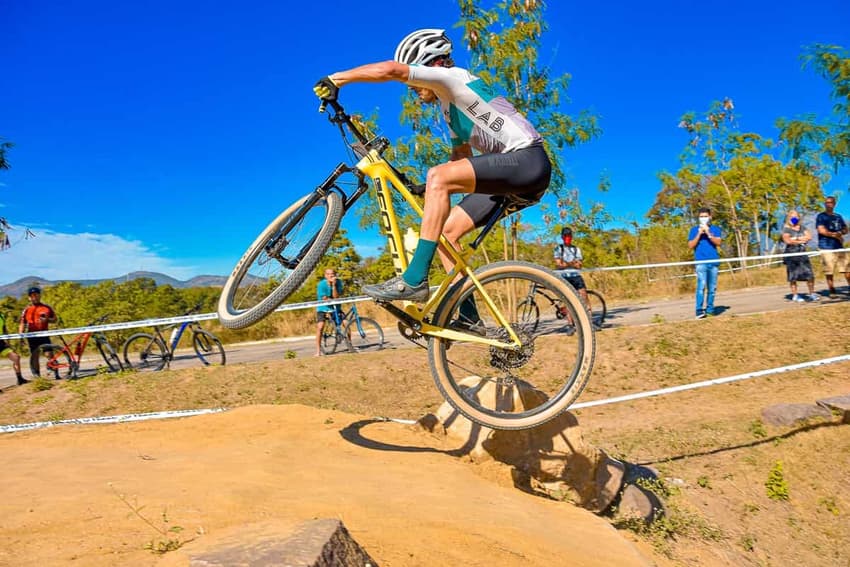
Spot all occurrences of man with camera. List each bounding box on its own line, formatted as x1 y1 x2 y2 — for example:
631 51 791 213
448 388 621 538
687 207 723 319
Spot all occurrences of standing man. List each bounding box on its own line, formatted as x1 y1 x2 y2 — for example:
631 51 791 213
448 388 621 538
1 310 27 386
18 286 57 377
815 195 849 296
315 268 343 357
554 227 591 314
687 208 722 319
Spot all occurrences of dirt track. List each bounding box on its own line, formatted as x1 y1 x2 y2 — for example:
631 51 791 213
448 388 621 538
0 405 650 566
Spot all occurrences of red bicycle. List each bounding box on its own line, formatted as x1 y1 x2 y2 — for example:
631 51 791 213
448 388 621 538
38 315 124 379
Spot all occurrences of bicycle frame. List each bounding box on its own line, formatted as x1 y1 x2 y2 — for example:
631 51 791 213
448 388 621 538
306 100 522 349
154 321 197 355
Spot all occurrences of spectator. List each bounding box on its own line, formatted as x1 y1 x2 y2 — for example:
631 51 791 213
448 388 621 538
553 227 594 325
781 210 819 303
18 286 57 378
816 195 849 296
1 310 27 386
687 207 722 319
315 268 343 357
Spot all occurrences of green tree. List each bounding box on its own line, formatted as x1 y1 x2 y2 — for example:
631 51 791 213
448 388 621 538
777 44 850 182
651 99 822 262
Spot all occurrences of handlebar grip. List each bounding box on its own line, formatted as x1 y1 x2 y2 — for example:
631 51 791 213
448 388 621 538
319 100 328 113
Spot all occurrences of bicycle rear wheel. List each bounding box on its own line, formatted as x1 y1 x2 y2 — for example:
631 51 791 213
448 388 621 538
586 290 607 327
192 330 226 366
38 344 74 379
345 317 384 353
218 192 344 329
428 261 596 430
122 333 168 371
516 298 540 332
95 336 124 372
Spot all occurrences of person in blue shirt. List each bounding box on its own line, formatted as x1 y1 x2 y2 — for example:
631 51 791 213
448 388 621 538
687 207 723 319
315 268 343 356
815 195 849 296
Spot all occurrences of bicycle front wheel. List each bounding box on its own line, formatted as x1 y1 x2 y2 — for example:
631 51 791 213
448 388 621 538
586 290 607 327
38 344 74 380
122 333 168 371
428 261 596 430
192 330 226 366
95 336 124 372
218 192 344 329
344 317 384 353
321 321 341 355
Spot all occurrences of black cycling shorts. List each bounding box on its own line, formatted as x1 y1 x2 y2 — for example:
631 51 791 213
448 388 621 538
563 274 587 290
459 144 552 227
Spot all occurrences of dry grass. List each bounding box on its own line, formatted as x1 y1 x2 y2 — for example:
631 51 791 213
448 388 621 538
2 302 848 566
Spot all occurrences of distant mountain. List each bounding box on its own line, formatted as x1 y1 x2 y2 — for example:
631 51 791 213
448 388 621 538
0 271 234 298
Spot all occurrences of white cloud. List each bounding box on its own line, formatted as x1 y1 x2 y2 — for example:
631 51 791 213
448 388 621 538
0 230 197 282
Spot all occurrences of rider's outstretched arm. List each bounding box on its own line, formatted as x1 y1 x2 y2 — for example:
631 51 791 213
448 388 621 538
328 61 409 87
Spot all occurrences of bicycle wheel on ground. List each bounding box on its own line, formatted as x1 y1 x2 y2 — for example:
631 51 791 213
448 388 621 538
321 322 341 355
428 261 596 431
217 192 344 329
345 317 384 353
586 290 607 327
95 336 124 372
122 333 168 371
192 330 226 366
38 344 74 380
516 298 540 332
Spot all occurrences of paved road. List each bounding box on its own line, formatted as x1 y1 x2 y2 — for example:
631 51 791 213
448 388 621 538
2 284 848 391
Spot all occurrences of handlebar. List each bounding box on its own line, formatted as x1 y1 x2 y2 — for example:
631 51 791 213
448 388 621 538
318 96 390 157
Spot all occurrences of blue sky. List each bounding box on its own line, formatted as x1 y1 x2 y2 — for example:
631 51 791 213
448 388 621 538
2 0 849 283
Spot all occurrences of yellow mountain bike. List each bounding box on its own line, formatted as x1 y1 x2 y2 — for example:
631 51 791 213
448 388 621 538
217 96 596 430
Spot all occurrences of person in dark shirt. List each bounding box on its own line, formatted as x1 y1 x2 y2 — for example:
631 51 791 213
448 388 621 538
815 195 849 295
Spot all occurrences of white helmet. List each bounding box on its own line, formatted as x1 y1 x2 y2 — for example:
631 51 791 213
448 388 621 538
394 29 452 66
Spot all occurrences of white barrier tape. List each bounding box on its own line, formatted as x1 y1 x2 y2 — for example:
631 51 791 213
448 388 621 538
570 354 850 410
0 408 227 434
0 296 375 341
583 247 834 274
1 247 844 341
2 354 847 433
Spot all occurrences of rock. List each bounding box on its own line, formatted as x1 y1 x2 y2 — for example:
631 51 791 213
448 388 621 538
761 403 832 426
615 484 665 525
187 519 377 567
418 376 626 513
816 394 850 423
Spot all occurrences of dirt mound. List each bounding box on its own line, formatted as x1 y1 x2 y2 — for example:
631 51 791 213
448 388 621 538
0 404 649 566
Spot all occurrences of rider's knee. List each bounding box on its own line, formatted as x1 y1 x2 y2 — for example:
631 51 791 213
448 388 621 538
425 164 452 196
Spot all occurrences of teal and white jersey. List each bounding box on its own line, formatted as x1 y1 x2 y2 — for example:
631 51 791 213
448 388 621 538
405 65 543 153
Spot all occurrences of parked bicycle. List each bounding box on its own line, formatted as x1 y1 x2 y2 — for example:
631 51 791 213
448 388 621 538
122 305 225 371
216 95 595 430
518 279 607 332
38 315 124 379
320 303 384 355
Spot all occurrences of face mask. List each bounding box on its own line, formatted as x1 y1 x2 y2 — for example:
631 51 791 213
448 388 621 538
562 236 573 246
790 217 799 226
698 216 710 225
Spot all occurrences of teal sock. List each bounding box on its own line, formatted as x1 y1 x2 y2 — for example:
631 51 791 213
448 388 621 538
402 238 438 286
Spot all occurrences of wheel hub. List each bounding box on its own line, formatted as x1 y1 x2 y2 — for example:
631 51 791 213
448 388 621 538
489 326 534 369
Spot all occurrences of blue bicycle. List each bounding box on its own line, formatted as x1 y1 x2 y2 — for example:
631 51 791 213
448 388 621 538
121 305 226 371
320 304 384 355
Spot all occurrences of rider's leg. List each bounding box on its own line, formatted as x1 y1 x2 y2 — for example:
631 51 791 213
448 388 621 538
315 313 326 356
404 159 475 285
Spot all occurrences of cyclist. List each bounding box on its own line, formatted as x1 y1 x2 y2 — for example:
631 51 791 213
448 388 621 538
315 268 344 356
314 28 552 303
1 310 27 386
18 286 57 378
554 227 594 326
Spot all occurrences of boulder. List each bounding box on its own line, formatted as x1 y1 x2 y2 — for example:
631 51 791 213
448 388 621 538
761 403 832 427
